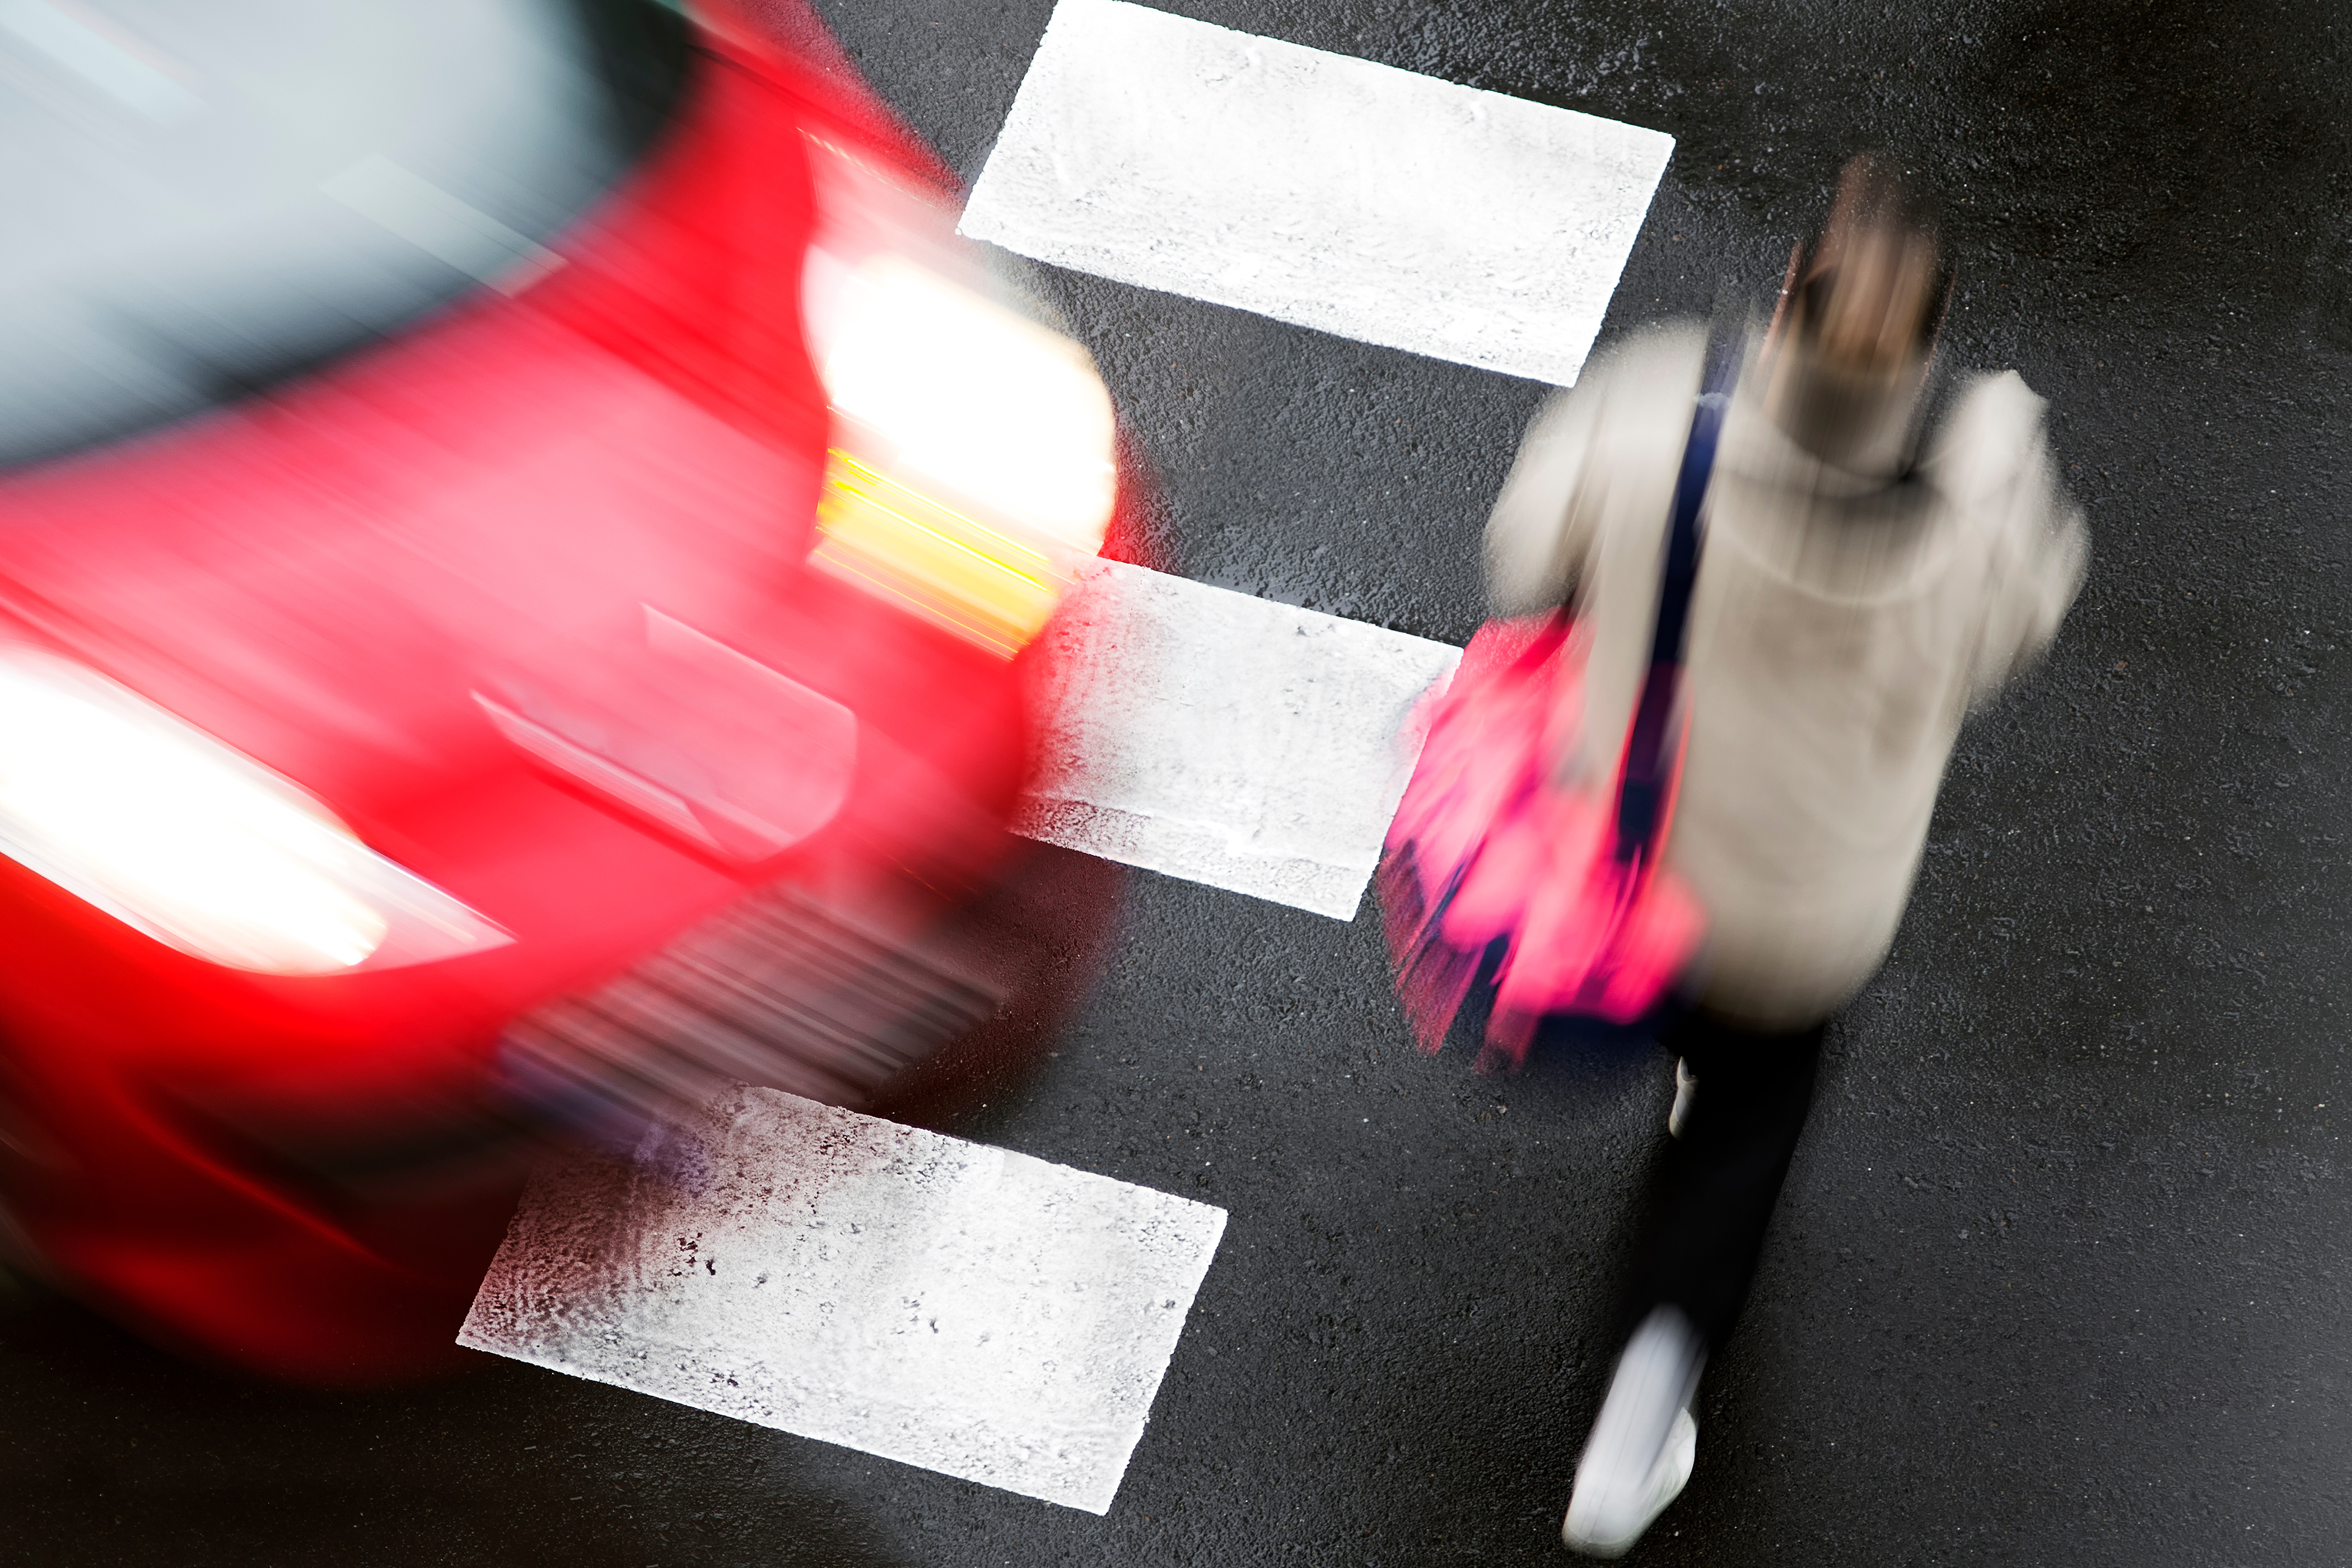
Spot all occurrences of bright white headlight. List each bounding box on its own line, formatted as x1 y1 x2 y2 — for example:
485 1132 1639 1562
0 649 508 975
811 254 1117 553
800 251 1120 653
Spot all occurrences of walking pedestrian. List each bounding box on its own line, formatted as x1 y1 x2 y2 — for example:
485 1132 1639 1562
1474 156 2087 1555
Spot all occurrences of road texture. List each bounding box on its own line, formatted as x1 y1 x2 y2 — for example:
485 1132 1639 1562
4 1 2349 1564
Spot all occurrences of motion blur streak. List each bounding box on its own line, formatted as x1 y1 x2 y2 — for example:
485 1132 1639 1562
0 0 200 123
321 155 566 295
0 649 507 975
815 450 1057 655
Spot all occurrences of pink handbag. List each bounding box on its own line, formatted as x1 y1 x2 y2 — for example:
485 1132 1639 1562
1378 324 1742 1068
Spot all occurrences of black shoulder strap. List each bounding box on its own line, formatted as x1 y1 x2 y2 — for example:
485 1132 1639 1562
1612 319 1744 867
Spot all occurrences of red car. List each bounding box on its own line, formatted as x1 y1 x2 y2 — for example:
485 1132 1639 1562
0 0 1128 1384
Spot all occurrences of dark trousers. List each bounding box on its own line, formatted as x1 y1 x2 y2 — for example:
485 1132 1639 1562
1622 1010 1826 1351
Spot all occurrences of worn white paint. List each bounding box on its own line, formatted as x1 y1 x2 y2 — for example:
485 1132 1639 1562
1016 561 1459 920
960 0 1673 386
460 1086 1225 1515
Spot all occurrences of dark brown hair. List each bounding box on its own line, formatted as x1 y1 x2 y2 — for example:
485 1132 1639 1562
1770 155 1954 368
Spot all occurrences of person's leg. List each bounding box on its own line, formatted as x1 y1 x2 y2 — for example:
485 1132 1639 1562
1563 1012 1826 1556
1627 1012 1827 1347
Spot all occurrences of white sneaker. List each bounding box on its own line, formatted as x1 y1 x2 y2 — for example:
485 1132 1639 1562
1667 1058 1698 1140
1562 1307 1705 1558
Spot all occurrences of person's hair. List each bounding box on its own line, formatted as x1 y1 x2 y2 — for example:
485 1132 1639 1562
1772 155 1952 372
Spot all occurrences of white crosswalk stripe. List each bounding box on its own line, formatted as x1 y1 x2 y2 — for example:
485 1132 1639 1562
960 0 1673 385
461 1086 1226 1515
1016 560 1459 920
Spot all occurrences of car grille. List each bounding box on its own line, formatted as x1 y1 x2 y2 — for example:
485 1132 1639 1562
501 882 1002 1129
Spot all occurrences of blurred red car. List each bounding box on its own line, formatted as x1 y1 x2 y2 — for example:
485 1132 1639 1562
0 0 1127 1383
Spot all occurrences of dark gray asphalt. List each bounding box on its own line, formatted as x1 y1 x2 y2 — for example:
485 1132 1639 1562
7 2 2351 1564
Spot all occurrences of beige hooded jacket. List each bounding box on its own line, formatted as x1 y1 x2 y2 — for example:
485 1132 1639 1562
1486 323 2087 1028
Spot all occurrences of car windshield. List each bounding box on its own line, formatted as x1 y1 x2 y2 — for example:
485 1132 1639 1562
0 0 690 468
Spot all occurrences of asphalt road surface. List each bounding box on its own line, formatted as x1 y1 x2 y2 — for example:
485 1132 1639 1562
6 2 2350 1564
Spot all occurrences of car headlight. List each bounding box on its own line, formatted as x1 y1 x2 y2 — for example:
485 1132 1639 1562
804 251 1117 654
0 648 509 975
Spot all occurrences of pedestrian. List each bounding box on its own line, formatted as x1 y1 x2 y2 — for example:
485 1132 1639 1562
1473 156 2087 1555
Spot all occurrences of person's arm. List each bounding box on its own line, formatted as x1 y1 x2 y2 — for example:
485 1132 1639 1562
1484 375 1609 616
1933 370 2089 701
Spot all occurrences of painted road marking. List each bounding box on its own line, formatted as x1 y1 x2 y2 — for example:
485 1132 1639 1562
1016 560 1460 921
461 1085 1226 1515
960 0 1673 386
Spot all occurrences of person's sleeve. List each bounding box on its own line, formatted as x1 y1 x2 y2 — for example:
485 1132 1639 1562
1484 375 1608 616
1934 371 2089 703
